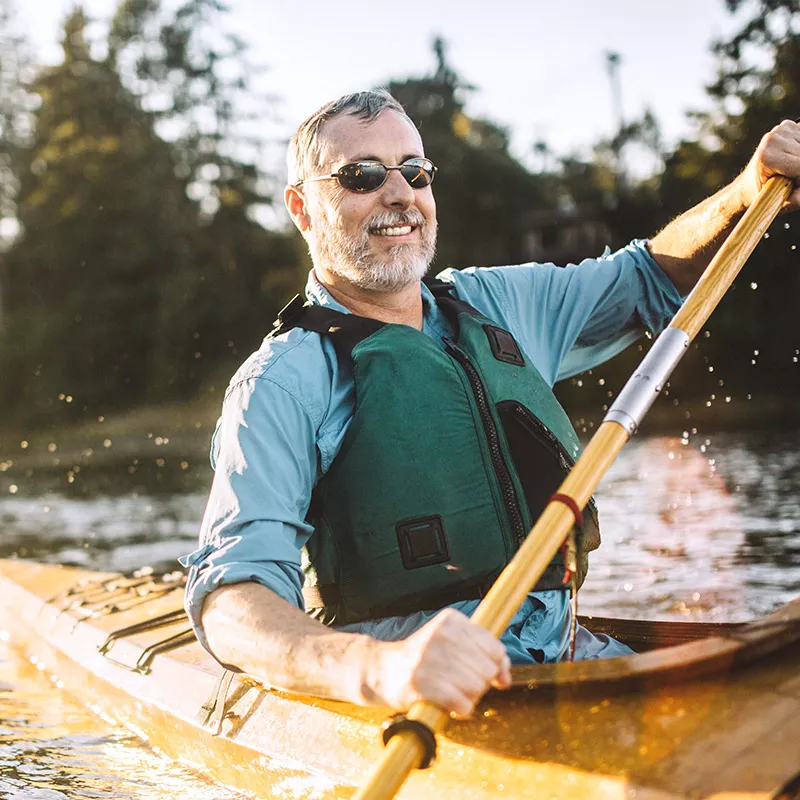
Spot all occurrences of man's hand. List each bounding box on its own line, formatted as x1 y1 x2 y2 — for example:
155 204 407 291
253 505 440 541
738 119 800 211
649 118 800 294
364 608 512 716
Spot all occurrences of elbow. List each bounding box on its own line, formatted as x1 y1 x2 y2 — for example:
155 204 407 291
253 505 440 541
200 584 244 669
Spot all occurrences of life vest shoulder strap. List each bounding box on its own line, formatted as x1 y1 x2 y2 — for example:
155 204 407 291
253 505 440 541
268 294 384 361
424 278 487 329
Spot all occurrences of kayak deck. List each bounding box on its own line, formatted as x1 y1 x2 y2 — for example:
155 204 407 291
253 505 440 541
1 559 799 799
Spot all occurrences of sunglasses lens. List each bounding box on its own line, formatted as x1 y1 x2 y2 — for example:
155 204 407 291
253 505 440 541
333 159 436 192
399 158 435 188
337 162 388 192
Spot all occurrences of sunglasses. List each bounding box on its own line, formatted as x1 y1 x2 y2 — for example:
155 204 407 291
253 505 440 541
295 157 437 193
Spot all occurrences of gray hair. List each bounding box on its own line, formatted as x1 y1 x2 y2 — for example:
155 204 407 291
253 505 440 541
287 89 415 185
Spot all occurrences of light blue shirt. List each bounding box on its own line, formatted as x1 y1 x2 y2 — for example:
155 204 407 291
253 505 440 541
181 240 682 664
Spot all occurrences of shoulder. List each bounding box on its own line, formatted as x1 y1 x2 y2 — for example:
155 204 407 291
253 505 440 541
225 325 339 429
435 262 559 319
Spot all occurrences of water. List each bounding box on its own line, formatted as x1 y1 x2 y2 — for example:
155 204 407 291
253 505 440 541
0 646 244 800
0 428 798 798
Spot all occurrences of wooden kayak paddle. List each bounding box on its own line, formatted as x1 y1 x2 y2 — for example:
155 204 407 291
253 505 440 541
353 174 794 800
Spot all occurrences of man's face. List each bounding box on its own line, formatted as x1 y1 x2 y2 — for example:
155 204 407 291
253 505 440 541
302 109 438 293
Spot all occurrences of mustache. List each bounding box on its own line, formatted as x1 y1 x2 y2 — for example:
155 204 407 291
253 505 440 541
365 210 427 231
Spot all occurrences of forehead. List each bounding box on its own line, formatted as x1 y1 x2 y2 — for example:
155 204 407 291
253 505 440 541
317 110 424 166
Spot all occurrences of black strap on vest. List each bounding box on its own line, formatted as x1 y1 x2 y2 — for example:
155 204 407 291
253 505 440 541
424 278 483 332
272 282 484 354
270 294 384 362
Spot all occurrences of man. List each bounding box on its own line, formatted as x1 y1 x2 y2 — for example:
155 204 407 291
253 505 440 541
182 90 800 717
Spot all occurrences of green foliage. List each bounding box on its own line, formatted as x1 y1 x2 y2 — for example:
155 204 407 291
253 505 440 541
0 2 302 424
657 0 800 400
0 0 33 237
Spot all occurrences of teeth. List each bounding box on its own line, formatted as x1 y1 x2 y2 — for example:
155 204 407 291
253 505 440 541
372 226 413 236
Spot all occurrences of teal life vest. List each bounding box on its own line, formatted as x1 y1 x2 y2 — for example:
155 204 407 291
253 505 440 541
272 283 600 625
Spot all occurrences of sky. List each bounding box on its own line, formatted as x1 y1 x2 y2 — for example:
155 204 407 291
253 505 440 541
17 0 744 173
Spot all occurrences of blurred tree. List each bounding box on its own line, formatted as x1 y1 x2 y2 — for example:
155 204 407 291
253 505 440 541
0 0 34 318
0 7 197 419
658 0 800 403
387 37 557 269
0 1 302 423
106 0 302 390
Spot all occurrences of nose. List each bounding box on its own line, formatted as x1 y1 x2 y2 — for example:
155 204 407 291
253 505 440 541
380 168 415 208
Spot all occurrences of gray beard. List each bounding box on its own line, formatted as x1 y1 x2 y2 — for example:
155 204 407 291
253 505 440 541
312 208 437 293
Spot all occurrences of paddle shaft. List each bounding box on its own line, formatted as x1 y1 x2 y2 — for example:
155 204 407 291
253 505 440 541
353 175 793 800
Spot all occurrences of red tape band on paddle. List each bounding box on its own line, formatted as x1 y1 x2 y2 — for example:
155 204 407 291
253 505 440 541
549 493 584 529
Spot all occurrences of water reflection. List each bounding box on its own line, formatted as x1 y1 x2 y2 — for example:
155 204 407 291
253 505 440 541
0 645 245 800
0 493 207 574
581 429 800 621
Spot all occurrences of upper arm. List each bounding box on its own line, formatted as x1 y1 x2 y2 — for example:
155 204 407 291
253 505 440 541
440 240 683 382
182 371 323 652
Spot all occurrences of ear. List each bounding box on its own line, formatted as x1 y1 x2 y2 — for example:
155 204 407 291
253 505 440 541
285 184 311 233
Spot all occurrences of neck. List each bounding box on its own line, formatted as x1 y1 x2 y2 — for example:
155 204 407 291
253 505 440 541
314 269 424 330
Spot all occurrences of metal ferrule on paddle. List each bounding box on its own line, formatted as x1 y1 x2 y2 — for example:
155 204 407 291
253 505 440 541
354 175 793 800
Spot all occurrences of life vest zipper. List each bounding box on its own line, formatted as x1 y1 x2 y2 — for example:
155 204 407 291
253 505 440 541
444 338 527 548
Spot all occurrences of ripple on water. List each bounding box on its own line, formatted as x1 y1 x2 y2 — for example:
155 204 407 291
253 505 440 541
0 648 248 800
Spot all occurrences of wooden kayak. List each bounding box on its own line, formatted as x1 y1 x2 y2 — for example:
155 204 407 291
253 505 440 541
1 559 799 799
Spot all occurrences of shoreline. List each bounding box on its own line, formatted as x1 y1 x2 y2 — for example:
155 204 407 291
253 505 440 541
0 393 797 492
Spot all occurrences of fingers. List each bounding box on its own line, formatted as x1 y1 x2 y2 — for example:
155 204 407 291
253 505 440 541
377 609 513 716
757 120 800 184
413 610 512 714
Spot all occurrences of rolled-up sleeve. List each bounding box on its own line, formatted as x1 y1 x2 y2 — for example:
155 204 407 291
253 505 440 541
180 375 318 653
440 239 683 384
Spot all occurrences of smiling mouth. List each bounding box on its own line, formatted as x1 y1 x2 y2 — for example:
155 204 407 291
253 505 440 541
370 225 416 237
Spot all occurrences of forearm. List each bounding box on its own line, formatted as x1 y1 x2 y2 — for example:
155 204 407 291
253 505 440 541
648 175 748 296
201 581 380 705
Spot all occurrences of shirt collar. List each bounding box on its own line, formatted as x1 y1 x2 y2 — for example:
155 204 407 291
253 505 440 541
304 269 441 326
